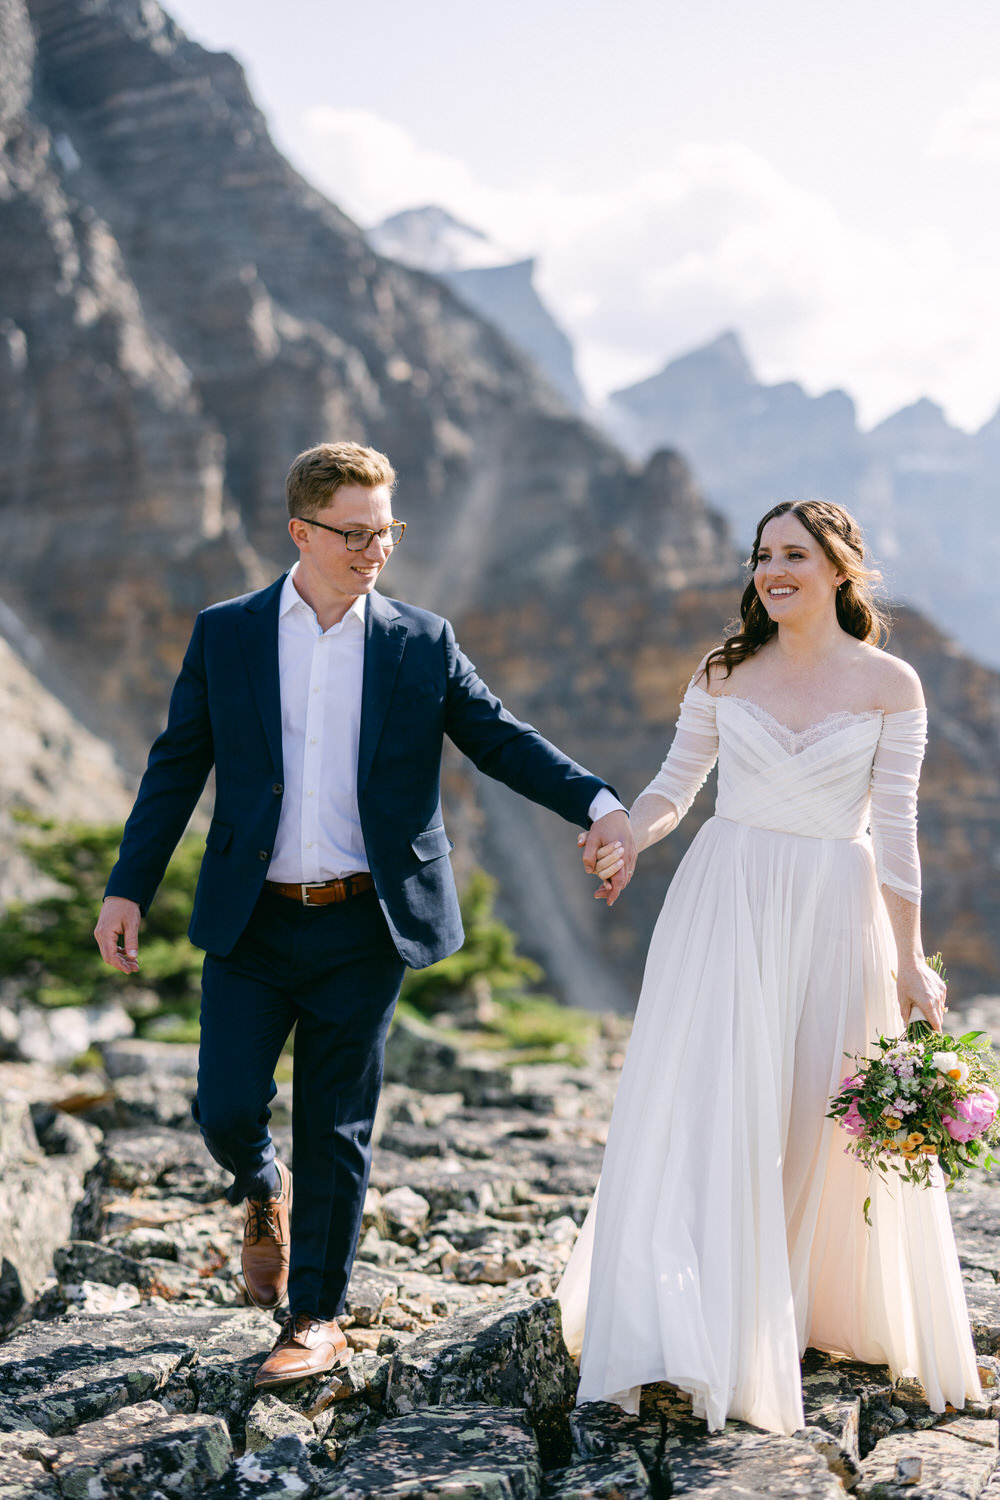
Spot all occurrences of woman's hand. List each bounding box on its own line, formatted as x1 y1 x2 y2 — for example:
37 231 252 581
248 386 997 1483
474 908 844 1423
577 832 628 902
896 958 947 1031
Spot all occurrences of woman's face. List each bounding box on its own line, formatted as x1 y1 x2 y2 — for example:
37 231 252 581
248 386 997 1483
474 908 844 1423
754 512 846 624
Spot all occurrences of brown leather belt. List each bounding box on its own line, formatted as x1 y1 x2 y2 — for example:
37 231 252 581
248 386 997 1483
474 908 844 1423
265 872 375 907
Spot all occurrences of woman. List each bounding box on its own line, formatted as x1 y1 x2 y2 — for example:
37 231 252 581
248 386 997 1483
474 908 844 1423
559 499 980 1435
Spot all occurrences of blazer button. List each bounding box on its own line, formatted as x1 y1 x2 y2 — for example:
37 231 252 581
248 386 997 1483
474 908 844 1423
257 850 269 861
272 783 283 795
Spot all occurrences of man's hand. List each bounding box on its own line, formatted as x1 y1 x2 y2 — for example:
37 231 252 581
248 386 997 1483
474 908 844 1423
94 897 143 974
580 810 636 907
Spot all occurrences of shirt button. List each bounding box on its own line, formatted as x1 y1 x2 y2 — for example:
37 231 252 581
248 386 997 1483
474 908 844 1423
306 790 314 797
272 783 283 795
306 841 313 849
257 850 269 861
310 738 318 745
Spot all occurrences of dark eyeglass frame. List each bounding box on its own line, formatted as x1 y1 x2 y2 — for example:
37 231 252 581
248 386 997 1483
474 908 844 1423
295 517 406 551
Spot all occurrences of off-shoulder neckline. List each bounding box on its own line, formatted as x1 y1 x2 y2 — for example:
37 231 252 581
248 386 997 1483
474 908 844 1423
686 680 926 732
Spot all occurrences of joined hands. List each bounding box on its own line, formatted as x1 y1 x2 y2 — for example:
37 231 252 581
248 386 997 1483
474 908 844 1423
578 810 636 906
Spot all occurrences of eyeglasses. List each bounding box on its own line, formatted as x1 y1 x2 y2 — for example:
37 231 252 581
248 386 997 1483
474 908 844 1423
295 518 406 551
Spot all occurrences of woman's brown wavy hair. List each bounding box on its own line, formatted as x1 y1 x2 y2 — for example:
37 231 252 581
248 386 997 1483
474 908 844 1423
702 499 889 682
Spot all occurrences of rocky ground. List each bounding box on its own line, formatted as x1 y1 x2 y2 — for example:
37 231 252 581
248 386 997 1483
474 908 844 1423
3 1004 1000 1498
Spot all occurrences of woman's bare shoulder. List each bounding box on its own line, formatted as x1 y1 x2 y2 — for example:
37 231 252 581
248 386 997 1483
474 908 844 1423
859 644 924 713
693 649 732 698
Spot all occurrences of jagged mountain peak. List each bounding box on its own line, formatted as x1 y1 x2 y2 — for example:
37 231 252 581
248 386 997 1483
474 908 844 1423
369 206 523 275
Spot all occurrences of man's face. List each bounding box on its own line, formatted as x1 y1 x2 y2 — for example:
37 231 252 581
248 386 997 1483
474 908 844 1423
289 483 396 605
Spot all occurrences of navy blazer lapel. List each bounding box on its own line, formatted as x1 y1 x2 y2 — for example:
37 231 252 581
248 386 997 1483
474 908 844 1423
238 574 285 771
359 591 408 791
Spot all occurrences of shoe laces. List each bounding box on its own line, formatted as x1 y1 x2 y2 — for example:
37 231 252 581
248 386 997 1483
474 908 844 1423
245 1194 282 1243
277 1313 324 1345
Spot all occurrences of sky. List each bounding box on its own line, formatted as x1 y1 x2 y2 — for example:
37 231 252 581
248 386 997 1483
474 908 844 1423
167 0 1000 431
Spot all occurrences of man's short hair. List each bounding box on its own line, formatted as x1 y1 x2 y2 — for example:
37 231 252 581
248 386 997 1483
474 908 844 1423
285 442 397 519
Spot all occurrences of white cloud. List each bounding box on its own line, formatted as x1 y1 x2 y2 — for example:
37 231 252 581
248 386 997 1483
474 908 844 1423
929 79 1000 163
294 107 1000 431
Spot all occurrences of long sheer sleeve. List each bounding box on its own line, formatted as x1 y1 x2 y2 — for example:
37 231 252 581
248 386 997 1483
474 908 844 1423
869 708 927 904
636 682 719 824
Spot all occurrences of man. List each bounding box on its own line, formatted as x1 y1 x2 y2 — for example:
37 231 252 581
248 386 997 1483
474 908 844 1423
95 442 634 1389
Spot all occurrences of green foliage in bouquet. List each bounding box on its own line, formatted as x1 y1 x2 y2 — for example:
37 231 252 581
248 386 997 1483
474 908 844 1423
829 957 1000 1218
0 814 203 1027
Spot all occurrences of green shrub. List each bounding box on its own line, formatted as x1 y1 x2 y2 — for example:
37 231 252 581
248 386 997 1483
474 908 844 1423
0 813 203 1029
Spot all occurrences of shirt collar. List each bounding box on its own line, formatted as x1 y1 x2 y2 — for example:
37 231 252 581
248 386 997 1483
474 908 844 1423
278 564 368 630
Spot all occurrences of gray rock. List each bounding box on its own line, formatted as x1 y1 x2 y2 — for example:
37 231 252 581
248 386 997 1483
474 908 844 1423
0 1443 61 1499
664 1426 846 1497
962 1271 1000 1358
318 1404 542 1499
0 1099 97 1332
856 1418 999 1499
542 1450 653 1498
569 1401 665 1476
98 1126 229 1201
99 1039 200 1080
0 1304 277 1439
245 1392 317 1451
380 1186 432 1245
228 1434 324 1497
386 1294 577 1427
382 1013 511 1104
46 1399 232 1498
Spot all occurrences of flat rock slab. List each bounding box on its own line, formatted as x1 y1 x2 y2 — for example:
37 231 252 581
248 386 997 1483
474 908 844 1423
44 1399 232 1498
0 1305 278 1436
318 1404 541 1499
856 1419 1000 1498
663 1428 845 1498
386 1294 576 1423
542 1450 653 1497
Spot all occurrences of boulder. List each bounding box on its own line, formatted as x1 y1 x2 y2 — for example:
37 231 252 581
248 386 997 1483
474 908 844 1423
855 1418 999 1499
386 1294 576 1426
542 1450 653 1498
318 1404 542 1499
44 1399 232 1498
245 1392 316 1452
0 1098 99 1333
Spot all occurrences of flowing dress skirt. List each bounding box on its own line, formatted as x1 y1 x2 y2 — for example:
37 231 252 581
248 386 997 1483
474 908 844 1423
558 815 980 1435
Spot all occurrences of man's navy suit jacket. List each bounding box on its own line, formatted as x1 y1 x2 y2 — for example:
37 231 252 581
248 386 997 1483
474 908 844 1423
105 576 609 970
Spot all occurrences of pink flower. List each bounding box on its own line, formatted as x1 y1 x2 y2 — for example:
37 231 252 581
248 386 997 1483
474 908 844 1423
942 1088 999 1143
839 1080 866 1138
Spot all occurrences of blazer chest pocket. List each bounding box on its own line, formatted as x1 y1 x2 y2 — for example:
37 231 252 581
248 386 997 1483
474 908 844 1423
206 819 233 853
411 825 453 863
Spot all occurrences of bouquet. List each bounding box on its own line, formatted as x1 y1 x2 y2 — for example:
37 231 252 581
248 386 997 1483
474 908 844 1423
828 957 1000 1218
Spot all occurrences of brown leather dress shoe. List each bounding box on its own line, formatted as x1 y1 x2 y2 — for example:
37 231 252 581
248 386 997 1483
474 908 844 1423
241 1160 291 1310
253 1313 349 1388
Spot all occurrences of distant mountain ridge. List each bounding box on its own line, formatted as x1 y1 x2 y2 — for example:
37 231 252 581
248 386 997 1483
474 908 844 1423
605 332 1000 668
369 207 586 413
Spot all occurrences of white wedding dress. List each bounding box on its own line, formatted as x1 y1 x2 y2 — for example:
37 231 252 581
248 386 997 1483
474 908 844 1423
558 684 980 1435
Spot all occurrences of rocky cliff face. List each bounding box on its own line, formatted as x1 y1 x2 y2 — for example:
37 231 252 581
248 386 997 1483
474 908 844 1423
2 0 1000 1005
370 207 587 413
605 332 1000 671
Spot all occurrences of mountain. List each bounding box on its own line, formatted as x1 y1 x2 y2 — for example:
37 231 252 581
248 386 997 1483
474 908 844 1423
0 0 730 1010
2 0 1000 1002
369 207 586 413
604 333 1000 669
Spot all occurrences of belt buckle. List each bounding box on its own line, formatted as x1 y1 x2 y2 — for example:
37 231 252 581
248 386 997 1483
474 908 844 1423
300 881 327 907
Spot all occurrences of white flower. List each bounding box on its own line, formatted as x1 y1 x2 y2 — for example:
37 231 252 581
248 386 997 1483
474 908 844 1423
932 1051 959 1075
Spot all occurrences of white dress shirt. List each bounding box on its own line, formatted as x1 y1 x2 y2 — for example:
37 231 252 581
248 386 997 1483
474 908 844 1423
267 568 369 882
266 566 625 884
